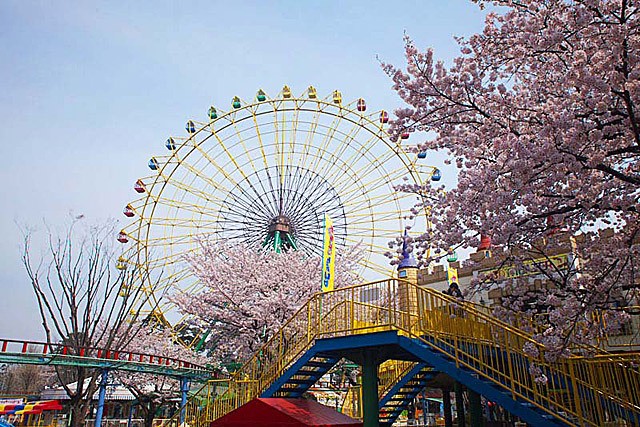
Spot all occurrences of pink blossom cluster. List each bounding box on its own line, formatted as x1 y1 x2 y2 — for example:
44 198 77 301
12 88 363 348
384 0 639 355
171 240 363 364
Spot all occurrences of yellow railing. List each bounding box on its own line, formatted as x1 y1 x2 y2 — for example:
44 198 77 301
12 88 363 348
594 306 640 350
177 279 640 427
337 360 425 420
411 287 640 426
340 386 361 419
378 360 422 397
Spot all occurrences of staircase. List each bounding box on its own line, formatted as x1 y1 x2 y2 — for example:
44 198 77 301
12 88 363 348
262 353 339 398
175 279 640 427
378 362 435 427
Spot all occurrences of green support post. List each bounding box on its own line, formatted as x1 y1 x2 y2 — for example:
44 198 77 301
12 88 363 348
455 382 466 427
284 232 298 250
273 230 282 253
443 388 453 427
193 329 210 352
469 388 483 427
361 350 379 427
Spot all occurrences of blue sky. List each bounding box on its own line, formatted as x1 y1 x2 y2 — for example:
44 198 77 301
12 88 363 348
0 1 490 340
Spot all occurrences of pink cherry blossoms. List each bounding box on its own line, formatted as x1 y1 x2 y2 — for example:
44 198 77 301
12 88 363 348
384 0 639 354
171 240 363 364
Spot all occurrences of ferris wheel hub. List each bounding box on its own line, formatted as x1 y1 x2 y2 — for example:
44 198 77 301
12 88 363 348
264 215 297 252
268 215 292 234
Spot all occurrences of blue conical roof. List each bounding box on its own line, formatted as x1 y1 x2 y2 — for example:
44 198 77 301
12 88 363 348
398 230 418 269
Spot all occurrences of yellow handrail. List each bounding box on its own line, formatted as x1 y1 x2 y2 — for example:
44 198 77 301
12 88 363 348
177 279 639 427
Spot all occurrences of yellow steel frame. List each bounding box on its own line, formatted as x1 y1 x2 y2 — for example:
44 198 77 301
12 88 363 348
167 279 639 427
117 87 438 329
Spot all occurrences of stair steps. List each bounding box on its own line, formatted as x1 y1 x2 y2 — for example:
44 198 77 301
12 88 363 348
379 363 437 427
263 354 339 398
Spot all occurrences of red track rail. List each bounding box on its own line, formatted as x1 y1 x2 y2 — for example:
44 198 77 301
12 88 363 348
0 338 204 371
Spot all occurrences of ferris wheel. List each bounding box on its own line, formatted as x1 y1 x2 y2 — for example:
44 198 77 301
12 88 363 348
116 85 441 325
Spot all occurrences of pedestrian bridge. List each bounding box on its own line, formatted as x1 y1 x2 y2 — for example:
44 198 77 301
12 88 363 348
176 279 640 427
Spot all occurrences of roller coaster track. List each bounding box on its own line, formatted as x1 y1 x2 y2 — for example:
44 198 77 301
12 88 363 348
0 338 212 380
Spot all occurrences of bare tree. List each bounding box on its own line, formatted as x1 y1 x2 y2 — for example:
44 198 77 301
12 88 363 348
0 362 51 395
21 219 156 427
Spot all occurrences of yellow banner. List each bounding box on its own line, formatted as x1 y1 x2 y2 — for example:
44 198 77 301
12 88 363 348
321 214 336 292
447 267 459 285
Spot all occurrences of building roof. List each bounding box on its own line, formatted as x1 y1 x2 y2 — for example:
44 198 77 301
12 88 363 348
397 231 418 269
40 379 135 401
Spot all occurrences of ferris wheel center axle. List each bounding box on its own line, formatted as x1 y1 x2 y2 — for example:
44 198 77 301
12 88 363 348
268 215 292 234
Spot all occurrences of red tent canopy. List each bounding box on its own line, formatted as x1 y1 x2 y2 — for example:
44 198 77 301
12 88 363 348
210 398 362 427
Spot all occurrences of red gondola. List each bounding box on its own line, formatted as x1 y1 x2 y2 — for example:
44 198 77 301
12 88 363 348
134 179 146 193
357 98 366 112
379 111 389 123
117 232 128 243
123 205 134 217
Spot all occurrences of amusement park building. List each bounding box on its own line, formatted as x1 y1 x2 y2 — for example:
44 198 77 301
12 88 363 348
412 231 640 351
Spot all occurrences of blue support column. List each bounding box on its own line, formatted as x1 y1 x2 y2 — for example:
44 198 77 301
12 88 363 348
179 377 189 425
95 369 109 427
127 401 136 427
421 393 428 426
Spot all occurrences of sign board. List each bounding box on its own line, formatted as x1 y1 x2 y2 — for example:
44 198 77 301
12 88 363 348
480 253 570 280
447 267 459 285
321 213 336 292
0 399 24 404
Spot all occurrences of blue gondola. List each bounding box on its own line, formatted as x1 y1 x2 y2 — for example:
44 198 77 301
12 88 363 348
166 137 176 150
417 152 427 159
148 158 159 170
185 120 196 133
431 168 441 181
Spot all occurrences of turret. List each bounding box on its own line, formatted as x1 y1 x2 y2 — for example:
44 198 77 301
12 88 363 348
397 231 419 325
397 231 418 285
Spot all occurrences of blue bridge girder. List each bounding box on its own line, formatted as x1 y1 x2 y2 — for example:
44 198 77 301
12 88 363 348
263 330 579 427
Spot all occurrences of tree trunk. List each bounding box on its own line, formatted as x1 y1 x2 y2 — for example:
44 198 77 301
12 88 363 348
68 398 91 427
143 402 157 427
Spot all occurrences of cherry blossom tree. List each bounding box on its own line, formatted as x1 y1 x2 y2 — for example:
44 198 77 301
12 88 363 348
171 240 363 364
384 0 639 355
